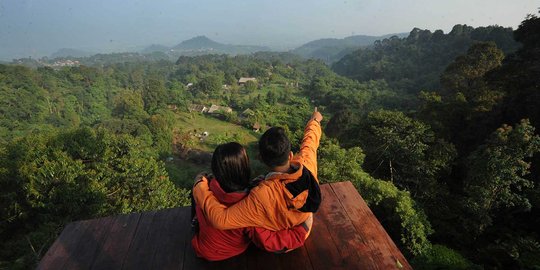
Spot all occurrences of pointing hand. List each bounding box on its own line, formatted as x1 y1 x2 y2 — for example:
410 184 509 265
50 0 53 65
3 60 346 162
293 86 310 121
311 107 323 123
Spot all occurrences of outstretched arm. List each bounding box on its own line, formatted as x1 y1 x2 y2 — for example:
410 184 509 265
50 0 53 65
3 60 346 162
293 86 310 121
296 107 323 178
192 176 271 230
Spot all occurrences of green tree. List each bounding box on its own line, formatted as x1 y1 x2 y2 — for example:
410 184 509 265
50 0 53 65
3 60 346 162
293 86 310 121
266 90 278 105
318 139 432 256
146 111 175 157
112 89 149 121
440 42 505 113
195 74 222 97
142 78 168 113
244 80 257 92
464 119 540 236
359 110 456 201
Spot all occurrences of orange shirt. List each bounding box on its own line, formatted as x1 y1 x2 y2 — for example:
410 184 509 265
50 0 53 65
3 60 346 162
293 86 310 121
192 119 321 231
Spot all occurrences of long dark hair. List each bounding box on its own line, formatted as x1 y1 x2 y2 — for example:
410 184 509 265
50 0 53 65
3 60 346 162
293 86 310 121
211 142 251 193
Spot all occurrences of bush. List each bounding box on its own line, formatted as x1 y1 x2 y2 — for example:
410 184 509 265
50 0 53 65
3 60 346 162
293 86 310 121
411 244 478 270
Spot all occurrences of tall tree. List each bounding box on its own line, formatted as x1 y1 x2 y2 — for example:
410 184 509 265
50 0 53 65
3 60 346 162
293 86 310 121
464 119 540 236
359 110 456 201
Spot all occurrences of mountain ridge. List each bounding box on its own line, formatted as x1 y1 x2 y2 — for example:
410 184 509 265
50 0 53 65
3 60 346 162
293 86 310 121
291 33 409 63
144 35 271 56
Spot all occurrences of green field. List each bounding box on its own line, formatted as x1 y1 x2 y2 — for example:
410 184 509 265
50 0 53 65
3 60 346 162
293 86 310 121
174 111 260 151
167 111 267 187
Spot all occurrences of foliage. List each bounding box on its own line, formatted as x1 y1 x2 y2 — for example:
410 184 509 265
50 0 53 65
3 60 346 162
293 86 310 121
318 139 432 256
112 89 148 120
333 25 518 94
0 128 190 268
194 74 223 98
464 119 540 236
142 78 168 113
440 42 505 110
411 244 477 270
492 12 540 131
358 110 456 201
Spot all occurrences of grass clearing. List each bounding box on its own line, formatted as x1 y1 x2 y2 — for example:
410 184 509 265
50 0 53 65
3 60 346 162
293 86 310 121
168 111 267 187
174 111 260 152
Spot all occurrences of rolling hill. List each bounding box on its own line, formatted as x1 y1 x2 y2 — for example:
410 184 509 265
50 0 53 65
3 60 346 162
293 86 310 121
291 33 408 63
142 36 271 56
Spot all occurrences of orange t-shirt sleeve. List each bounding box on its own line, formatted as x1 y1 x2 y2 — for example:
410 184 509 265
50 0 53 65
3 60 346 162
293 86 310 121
192 179 267 230
297 119 322 179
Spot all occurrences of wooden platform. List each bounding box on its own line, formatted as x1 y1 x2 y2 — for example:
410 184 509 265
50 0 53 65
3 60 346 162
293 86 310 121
37 181 411 270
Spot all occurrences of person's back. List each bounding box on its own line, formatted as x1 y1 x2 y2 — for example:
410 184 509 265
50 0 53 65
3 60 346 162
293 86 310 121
192 177 251 261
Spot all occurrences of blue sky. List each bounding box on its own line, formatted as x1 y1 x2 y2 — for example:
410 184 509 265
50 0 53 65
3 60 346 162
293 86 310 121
0 0 538 60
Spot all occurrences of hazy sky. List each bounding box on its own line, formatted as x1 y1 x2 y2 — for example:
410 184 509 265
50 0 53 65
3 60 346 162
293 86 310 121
0 0 538 60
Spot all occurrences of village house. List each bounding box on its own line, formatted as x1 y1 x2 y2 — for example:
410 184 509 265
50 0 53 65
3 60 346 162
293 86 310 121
188 104 208 113
208 104 233 114
48 59 80 68
238 77 257 85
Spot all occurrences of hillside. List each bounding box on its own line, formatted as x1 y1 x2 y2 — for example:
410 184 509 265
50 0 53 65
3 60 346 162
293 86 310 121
332 25 520 94
291 33 408 63
143 36 271 56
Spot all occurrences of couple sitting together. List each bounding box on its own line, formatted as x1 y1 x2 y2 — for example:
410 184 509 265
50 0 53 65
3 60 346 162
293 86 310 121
191 108 323 261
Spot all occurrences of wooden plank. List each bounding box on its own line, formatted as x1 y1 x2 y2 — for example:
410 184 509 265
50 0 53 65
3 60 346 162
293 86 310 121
245 245 282 270
315 184 378 269
303 198 350 269
62 216 115 270
37 222 85 270
139 208 175 269
278 246 313 270
43 220 95 270
151 207 189 269
212 249 247 270
330 181 412 270
121 211 156 270
90 212 141 270
152 208 190 269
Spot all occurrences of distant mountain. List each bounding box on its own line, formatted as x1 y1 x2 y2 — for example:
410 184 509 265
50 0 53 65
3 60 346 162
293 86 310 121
51 48 94 59
291 33 408 63
140 36 271 57
172 36 224 50
170 36 271 56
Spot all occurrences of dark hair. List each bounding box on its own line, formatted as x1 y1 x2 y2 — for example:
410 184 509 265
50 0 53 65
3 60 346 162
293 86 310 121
258 127 291 168
211 142 251 193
